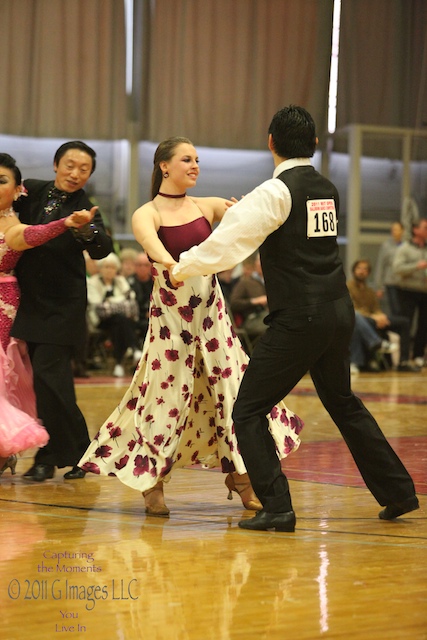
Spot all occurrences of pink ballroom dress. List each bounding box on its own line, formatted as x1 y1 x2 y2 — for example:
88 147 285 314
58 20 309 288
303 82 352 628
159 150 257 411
0 232 49 457
79 217 303 491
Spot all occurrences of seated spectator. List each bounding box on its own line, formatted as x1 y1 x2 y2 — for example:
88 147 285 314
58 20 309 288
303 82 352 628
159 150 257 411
127 251 153 344
217 268 239 306
230 252 268 342
87 253 141 377
350 311 397 372
84 249 100 277
73 251 100 377
348 259 420 372
119 247 138 278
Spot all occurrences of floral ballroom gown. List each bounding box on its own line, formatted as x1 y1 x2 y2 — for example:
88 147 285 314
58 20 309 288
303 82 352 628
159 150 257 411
79 218 302 491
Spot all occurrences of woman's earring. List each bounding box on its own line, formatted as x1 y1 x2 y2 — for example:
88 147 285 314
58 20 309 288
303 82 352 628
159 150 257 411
163 172 169 179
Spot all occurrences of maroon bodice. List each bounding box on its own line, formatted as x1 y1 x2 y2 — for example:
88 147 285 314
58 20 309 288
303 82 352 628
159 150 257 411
156 217 211 262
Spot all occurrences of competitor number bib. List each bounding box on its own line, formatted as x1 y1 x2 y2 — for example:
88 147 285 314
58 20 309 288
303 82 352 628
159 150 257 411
306 199 337 238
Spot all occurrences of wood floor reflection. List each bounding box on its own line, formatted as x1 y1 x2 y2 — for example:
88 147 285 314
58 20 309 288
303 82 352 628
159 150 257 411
1 369 426 640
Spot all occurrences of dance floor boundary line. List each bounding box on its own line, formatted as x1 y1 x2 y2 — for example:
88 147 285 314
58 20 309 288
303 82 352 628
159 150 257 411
1 502 425 547
1 489 425 529
293 386 427 405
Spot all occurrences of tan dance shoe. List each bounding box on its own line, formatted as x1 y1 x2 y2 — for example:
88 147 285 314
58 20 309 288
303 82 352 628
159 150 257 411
225 472 262 511
143 482 170 517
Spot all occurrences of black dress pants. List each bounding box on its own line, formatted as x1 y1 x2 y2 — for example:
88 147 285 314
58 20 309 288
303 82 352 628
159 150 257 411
232 294 416 513
28 342 91 468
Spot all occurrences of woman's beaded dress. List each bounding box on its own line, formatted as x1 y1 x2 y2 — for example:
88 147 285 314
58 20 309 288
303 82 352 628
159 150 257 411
0 232 48 457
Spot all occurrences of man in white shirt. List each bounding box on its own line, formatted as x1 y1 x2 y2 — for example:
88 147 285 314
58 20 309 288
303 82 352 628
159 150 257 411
172 105 419 532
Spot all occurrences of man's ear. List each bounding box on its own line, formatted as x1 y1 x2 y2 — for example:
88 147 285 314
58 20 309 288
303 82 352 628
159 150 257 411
268 134 275 153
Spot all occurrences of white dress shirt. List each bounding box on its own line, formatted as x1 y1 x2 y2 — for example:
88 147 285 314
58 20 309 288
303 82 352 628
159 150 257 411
173 158 311 281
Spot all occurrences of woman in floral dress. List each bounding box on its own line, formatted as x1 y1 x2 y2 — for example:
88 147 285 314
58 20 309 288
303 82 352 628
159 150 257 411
79 137 303 515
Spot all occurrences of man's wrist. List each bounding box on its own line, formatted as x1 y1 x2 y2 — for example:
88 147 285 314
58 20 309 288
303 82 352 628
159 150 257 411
72 223 99 243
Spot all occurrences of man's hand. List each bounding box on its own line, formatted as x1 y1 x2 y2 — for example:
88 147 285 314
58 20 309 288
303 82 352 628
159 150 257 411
169 272 183 287
163 261 183 288
66 206 98 228
225 196 243 210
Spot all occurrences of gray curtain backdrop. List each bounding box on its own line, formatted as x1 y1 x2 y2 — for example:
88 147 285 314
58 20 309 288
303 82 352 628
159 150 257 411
140 0 334 148
337 0 427 130
0 0 127 139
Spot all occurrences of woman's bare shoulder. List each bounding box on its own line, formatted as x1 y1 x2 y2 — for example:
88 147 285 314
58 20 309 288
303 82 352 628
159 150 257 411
132 200 161 226
190 195 229 222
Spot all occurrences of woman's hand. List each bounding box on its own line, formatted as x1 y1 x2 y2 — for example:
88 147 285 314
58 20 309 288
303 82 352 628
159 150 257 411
225 197 239 210
65 206 98 228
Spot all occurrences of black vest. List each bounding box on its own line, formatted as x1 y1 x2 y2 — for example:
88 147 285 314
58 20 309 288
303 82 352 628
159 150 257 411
260 166 347 313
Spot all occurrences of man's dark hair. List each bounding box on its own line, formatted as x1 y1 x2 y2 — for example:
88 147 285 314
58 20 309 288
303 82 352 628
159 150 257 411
268 105 317 159
54 141 97 174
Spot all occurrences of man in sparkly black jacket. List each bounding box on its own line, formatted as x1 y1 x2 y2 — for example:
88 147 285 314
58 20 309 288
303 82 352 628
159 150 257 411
12 141 112 482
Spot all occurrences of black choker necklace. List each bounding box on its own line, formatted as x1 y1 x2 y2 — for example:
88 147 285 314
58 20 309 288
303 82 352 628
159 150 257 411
158 191 186 199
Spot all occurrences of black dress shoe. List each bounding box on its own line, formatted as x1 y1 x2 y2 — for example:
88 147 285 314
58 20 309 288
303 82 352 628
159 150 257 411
238 509 296 532
63 466 86 480
379 496 419 520
23 465 36 478
24 464 55 482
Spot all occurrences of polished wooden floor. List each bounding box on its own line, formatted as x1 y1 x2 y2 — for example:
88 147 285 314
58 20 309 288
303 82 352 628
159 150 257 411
1 366 426 640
